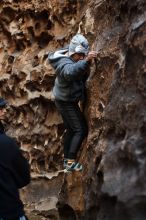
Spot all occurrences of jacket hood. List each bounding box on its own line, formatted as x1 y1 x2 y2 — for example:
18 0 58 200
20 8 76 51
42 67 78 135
48 46 69 63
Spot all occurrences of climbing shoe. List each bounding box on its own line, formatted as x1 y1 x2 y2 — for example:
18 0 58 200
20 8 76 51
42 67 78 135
64 162 83 173
63 159 74 168
63 159 68 168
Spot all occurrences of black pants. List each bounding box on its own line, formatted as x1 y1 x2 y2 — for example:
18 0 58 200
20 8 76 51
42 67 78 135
55 100 88 159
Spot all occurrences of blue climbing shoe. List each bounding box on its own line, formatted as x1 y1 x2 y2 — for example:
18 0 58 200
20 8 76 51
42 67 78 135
64 162 83 172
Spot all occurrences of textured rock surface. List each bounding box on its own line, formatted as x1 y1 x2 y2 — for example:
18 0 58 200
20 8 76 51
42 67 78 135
0 0 146 219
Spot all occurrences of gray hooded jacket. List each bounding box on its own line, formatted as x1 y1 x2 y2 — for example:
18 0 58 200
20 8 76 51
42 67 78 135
48 47 90 102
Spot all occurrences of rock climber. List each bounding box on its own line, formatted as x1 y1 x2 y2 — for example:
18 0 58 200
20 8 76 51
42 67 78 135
48 33 97 172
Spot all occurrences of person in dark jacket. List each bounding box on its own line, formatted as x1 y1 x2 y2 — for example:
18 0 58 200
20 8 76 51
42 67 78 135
0 98 30 220
48 34 97 172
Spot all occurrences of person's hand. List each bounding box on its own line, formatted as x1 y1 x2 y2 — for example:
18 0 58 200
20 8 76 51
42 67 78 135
85 51 98 61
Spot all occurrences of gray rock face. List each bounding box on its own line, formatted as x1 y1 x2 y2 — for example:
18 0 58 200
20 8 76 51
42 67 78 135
83 1 146 219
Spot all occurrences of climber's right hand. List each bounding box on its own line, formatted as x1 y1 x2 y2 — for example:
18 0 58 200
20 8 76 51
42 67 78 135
85 51 98 61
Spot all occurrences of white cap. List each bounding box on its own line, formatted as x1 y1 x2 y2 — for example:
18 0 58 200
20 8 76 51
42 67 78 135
68 34 89 56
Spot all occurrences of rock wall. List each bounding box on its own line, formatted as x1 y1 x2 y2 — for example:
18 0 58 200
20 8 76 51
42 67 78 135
0 0 146 219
